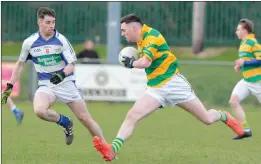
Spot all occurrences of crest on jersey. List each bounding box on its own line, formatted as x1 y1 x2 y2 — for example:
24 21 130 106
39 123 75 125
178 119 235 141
46 49 50 54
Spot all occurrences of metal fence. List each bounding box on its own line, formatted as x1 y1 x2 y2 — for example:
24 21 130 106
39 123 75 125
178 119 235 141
2 2 261 46
2 2 261 106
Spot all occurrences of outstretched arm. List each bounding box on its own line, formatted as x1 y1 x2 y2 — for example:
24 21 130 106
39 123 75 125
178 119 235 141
9 60 25 85
2 40 29 104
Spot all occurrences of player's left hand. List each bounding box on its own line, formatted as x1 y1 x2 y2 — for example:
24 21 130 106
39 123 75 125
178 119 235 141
122 56 135 68
234 65 241 72
1 83 13 104
50 72 67 84
235 59 244 67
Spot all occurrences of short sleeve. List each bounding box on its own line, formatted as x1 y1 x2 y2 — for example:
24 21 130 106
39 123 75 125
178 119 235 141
19 40 30 62
60 36 77 64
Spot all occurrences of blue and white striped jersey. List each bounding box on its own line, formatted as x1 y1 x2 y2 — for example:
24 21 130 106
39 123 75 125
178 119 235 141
19 30 77 86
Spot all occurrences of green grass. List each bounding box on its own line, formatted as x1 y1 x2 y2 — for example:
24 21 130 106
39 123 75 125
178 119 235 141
4 41 259 163
2 42 107 60
207 48 239 61
2 102 261 164
2 42 238 61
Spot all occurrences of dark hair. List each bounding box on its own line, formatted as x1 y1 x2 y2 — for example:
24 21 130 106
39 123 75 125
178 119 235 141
120 13 143 25
239 18 254 33
37 7 56 19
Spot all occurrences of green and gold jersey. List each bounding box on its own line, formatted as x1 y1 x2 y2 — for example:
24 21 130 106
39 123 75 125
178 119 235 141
238 34 261 83
137 24 179 88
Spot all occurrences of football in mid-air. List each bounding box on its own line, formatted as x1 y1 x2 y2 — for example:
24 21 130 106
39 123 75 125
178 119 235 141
118 47 139 68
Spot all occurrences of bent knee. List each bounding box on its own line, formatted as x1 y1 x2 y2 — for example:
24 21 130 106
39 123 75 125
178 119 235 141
34 106 46 118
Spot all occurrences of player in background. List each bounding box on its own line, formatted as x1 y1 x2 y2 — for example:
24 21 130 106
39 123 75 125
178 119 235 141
4 97 24 124
230 19 261 140
2 65 24 124
93 13 244 161
1 7 106 145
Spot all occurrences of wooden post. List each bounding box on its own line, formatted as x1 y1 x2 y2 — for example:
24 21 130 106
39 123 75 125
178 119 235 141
192 2 206 54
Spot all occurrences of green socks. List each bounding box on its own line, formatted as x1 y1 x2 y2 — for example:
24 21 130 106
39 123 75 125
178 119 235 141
242 121 250 129
219 111 227 122
112 138 125 153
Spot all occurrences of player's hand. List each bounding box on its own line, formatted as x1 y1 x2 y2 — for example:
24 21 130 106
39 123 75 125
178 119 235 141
1 83 13 104
122 56 135 68
234 65 241 72
50 72 67 85
235 59 244 67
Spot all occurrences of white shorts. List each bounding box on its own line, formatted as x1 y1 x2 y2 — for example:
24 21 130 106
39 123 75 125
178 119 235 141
35 80 83 104
231 79 261 103
146 73 197 107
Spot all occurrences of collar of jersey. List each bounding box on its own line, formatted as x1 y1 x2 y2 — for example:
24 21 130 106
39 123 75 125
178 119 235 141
245 33 255 40
38 29 57 42
137 24 150 46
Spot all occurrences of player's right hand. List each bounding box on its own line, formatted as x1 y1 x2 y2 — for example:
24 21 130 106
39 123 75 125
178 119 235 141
1 83 13 104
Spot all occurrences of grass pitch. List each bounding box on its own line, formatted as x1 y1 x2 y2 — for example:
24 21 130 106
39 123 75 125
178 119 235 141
2 102 261 164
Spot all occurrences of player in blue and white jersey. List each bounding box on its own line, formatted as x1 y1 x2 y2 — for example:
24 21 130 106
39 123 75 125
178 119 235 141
1 7 106 145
